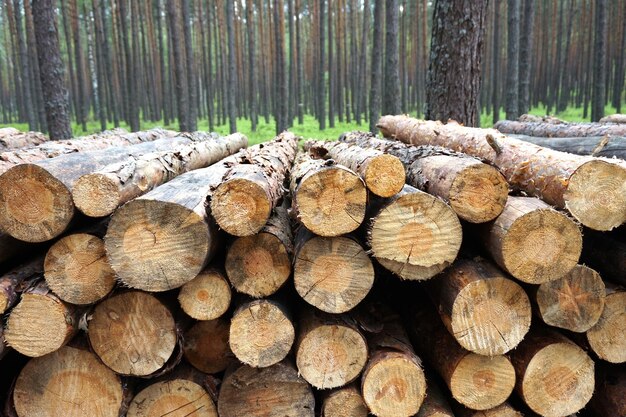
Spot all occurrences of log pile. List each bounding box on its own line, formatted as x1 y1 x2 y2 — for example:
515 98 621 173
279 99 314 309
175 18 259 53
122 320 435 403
0 120 624 417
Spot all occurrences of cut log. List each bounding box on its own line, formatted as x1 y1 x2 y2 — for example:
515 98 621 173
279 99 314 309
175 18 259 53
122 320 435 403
0 132 224 243
225 205 293 297
296 308 369 389
0 131 47 150
210 132 298 236
535 265 606 332
368 184 462 281
13 345 124 417
88 291 178 376
322 384 369 417
183 318 234 374
428 257 531 356
217 360 315 417
43 233 115 304
586 363 626 417
229 299 295 368
405 297 516 411
586 288 626 363
293 230 374 313
478 196 582 284
178 268 231 320
518 114 566 124
73 132 248 217
455 403 523 417
580 229 626 286
0 326 10 361
509 327 595 417
0 255 44 314
290 151 367 236
4 281 79 357
0 127 20 137
509 134 626 160
415 378 454 417
304 140 406 197
599 113 626 123
377 115 626 231
495 119 626 136
340 132 509 223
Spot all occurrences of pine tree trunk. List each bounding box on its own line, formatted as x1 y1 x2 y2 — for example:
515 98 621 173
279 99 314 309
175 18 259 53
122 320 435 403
182 0 197 131
505 0 520 120
13 0 37 131
226 0 237 133
492 0 502 124
167 0 189 131
369 0 383 132
591 0 607 122
382 0 400 115
518 0 534 114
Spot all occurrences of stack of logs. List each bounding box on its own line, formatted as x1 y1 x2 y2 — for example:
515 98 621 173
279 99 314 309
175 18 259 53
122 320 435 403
0 117 624 417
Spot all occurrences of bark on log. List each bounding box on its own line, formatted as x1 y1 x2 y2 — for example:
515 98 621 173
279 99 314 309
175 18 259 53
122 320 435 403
4 281 79 357
427 257 531 356
0 127 20 137
12 345 125 417
580 229 626 286
295 308 369 389
586 288 626 363
43 233 115 305
509 134 626 160
88 291 178 376
225 204 293 298
495 119 626 137
0 255 44 314
290 151 367 236
477 196 582 284
304 140 406 198
455 403 523 417
415 378 454 417
586 363 626 416
377 115 626 231
210 132 297 236
0 131 47 151
340 131 509 223
517 114 566 124
0 132 223 243
293 230 374 313
217 360 315 417
73 132 248 217
509 327 595 417
535 265 606 332
229 299 295 368
322 384 369 417
599 114 626 123
367 185 462 281
183 318 234 374
177 268 231 321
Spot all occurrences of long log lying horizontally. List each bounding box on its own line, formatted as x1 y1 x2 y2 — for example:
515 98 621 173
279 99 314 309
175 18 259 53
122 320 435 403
600 114 626 124
0 131 47 150
0 127 20 137
509 134 626 160
494 119 626 137
340 131 509 223
377 115 626 231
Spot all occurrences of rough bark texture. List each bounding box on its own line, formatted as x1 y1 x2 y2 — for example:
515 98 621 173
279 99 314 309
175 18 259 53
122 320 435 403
518 0 534 114
581 229 626 286
183 318 234 374
586 289 626 363
368 0 383 133
509 134 626 160
600 114 626 123
178 268 231 321
505 0 520 120
495 120 626 137
378 115 626 231
0 255 44 314
0 131 47 151
425 0 488 126
591 0 607 122
382 0 400 115
0 127 20 137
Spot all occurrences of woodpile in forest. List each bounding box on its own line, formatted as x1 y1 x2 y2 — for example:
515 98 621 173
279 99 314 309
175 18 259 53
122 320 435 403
0 117 624 417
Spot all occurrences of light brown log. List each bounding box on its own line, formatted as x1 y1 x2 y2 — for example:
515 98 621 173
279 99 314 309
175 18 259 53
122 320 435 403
225 204 293 298
88 291 178 376
73 132 248 217
210 132 298 236
586 288 626 363
322 384 369 417
0 255 44 314
0 127 20 137
296 308 369 389
509 328 595 417
217 360 315 417
535 265 606 332
517 114 566 124
455 403 523 417
290 151 367 236
0 131 47 150
4 281 78 357
368 184 462 281
229 299 295 368
305 140 406 197
586 363 626 416
340 131 509 223
600 113 626 123
183 318 234 374
495 119 626 136
178 268 231 320
479 196 582 284
581 229 626 286
415 378 454 417
12 345 124 417
293 230 374 313
377 115 626 231
43 233 115 304
509 134 626 160
0 132 219 243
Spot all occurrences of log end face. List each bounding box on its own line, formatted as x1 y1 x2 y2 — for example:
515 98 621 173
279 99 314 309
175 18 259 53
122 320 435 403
72 173 121 218
183 319 233 374
365 154 406 198
127 379 217 417
0 164 73 242
322 387 369 417
178 269 231 320
449 164 509 223
586 291 626 363
211 178 271 236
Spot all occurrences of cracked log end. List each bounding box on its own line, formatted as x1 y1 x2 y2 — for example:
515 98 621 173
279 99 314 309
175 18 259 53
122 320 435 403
127 379 217 417
364 154 406 198
72 173 121 218
211 177 272 236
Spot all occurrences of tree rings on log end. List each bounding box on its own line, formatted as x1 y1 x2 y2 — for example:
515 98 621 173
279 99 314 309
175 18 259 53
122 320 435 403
211 178 272 236
127 379 217 417
178 269 231 320
586 291 626 363
72 173 122 218
364 154 406 198
449 163 509 223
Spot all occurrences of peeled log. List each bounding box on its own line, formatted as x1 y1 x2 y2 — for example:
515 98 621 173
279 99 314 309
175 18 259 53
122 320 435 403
225 204 293 298
322 384 369 417
13 345 124 417
290 151 367 236
586 288 626 363
210 132 297 236
495 119 626 136
293 231 374 313
0 255 44 314
580 229 626 286
229 299 295 368
535 265 606 332
88 291 178 376
586 363 626 416
340 131 509 223
368 185 462 281
478 196 582 284
509 134 626 160
378 115 626 231
599 114 626 123
178 268 231 320
304 140 406 197
217 360 315 417
0 131 47 150
183 318 234 374
509 328 595 417
73 132 248 217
